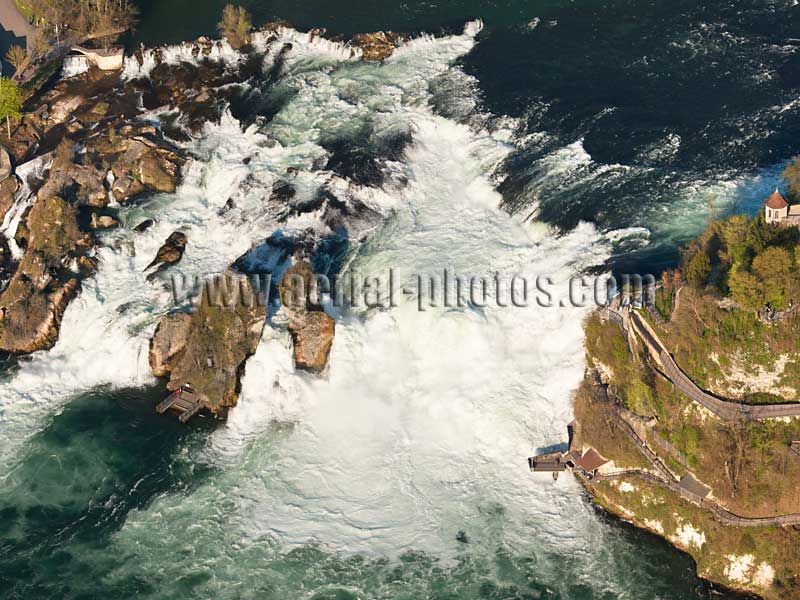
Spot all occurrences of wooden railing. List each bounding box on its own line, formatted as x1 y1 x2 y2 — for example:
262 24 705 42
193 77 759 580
599 470 800 527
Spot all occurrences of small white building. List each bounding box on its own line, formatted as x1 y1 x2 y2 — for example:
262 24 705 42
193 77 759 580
61 46 124 78
764 189 800 226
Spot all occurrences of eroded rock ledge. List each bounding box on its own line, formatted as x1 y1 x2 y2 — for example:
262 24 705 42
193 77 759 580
0 71 185 354
0 197 87 353
0 18 420 391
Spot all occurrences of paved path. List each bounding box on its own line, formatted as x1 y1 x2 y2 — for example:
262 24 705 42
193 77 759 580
0 0 30 43
628 310 800 421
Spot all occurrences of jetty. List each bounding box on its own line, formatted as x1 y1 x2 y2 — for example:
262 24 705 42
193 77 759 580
156 385 203 423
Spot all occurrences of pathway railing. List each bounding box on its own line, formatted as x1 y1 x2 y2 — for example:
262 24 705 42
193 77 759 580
627 310 800 421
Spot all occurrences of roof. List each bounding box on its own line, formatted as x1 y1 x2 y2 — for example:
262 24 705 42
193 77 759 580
71 45 124 57
765 189 789 210
679 473 711 499
576 447 609 472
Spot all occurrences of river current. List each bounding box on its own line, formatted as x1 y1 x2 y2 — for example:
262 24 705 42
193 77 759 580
2 1 798 598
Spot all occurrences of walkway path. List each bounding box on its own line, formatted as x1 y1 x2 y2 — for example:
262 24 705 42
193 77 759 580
0 0 31 43
627 309 800 421
588 377 800 526
599 469 800 527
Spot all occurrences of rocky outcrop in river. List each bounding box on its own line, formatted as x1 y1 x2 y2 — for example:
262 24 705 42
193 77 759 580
279 260 335 373
0 18 431 401
149 272 267 415
0 68 184 354
350 32 404 61
0 196 87 353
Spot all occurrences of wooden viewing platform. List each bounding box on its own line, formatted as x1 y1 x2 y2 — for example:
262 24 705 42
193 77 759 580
156 386 202 422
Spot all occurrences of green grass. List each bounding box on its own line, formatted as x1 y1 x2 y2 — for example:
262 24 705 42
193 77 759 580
654 287 674 320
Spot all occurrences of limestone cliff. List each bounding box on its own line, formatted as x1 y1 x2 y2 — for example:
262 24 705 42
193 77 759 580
576 309 800 600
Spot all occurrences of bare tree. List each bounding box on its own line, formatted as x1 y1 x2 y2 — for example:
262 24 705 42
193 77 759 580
5 46 27 74
27 0 138 50
723 416 751 498
218 4 252 49
28 28 52 61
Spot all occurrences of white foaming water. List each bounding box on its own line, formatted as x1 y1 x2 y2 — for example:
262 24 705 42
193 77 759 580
0 21 657 598
251 26 364 61
522 136 789 256
222 117 609 557
122 38 242 79
97 27 663 599
0 19 482 476
110 111 630 600
0 108 396 474
1 154 52 259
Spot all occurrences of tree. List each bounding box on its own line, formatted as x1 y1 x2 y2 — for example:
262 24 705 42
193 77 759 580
747 215 779 254
783 157 800 201
728 268 762 313
28 28 52 61
218 4 252 49
752 246 794 309
686 251 711 288
0 78 22 138
719 214 750 267
27 0 138 49
5 45 27 75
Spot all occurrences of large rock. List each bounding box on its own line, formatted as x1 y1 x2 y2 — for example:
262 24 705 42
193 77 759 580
149 272 267 414
90 213 119 229
36 124 184 208
0 176 18 224
149 312 192 377
102 129 183 203
288 310 335 373
351 32 403 61
279 260 335 373
0 196 90 353
145 231 187 271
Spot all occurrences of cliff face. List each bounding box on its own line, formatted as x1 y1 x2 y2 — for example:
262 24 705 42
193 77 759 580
589 475 793 599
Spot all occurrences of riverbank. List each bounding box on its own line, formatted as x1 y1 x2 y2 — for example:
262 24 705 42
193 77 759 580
574 211 800 597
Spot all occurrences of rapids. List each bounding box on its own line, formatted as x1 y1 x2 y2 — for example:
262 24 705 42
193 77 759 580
0 16 744 600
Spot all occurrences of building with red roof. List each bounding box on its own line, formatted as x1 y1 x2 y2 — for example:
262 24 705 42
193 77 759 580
765 188 800 226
